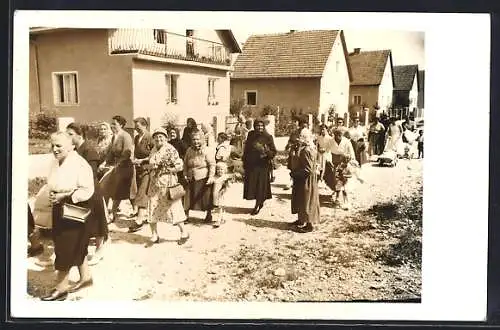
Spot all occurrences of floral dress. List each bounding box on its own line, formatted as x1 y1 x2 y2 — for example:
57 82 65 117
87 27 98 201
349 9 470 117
147 144 186 224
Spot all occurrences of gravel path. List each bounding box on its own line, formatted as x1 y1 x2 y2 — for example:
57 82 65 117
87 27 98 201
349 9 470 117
27 158 423 302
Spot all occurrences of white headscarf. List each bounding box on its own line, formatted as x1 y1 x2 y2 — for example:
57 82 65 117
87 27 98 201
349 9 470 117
298 128 316 149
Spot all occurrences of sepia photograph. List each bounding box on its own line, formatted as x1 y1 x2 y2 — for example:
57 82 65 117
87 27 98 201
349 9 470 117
13 11 489 321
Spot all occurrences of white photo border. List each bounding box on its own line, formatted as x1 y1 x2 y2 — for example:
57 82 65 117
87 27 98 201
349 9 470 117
12 10 490 321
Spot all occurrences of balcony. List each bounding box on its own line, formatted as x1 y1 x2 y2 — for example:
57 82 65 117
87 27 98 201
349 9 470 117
108 29 232 66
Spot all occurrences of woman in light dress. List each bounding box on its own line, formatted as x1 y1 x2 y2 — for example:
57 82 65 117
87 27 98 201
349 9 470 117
145 128 189 246
316 124 334 182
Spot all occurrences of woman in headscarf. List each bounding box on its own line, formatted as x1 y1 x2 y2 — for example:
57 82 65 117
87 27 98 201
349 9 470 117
290 128 320 233
242 119 277 215
128 117 155 233
41 132 94 301
66 123 109 266
200 122 216 148
99 115 136 223
168 126 188 160
145 128 189 246
181 117 198 148
95 122 114 167
183 130 216 223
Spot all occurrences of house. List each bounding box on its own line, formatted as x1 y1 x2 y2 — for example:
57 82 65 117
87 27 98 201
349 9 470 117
348 48 394 119
416 70 425 119
29 28 241 132
392 64 419 119
230 30 352 121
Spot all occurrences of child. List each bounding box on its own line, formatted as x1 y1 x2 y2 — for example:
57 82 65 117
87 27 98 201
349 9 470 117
212 162 231 228
213 133 232 228
417 129 424 159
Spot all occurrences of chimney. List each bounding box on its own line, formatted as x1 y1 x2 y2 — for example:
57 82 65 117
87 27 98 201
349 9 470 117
289 30 296 33
353 48 361 54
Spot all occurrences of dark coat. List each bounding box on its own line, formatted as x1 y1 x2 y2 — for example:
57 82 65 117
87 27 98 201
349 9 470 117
291 146 320 225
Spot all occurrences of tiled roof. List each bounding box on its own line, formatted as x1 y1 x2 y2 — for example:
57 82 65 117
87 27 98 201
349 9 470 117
232 30 340 79
393 65 419 91
349 50 391 86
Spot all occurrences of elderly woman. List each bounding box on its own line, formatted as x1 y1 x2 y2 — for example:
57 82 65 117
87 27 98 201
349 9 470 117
41 132 94 301
168 127 188 160
242 119 277 215
145 128 189 246
328 128 356 210
128 117 155 233
99 115 136 223
96 122 114 166
290 128 320 233
66 123 109 266
316 124 333 181
181 117 198 148
183 130 216 223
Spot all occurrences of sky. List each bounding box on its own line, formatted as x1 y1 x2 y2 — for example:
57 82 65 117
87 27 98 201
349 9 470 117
232 29 425 69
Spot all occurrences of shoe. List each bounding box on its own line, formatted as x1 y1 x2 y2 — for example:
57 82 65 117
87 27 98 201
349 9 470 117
290 220 301 227
68 279 93 293
178 234 190 245
144 237 160 248
88 254 103 266
128 221 145 233
293 223 313 233
41 289 68 301
205 213 213 223
28 245 44 258
342 203 351 211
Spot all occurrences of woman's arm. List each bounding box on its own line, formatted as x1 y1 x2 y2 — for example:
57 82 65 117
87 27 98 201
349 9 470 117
119 133 133 162
205 149 216 181
71 162 95 203
266 135 277 159
292 148 313 179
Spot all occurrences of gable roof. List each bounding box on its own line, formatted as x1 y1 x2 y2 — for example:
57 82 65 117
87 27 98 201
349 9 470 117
393 65 419 91
232 30 352 80
349 49 392 86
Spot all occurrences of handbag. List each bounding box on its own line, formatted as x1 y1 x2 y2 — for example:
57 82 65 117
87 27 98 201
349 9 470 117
62 203 91 223
167 184 186 201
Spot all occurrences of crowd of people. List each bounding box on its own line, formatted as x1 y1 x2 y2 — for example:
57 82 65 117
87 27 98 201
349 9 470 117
27 112 423 301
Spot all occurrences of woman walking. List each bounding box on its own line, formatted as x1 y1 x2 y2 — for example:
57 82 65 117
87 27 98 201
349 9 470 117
96 122 114 166
316 124 333 181
99 115 136 223
290 128 320 233
41 132 95 301
242 119 277 215
348 116 368 166
66 123 109 266
128 118 154 233
183 130 216 223
145 128 189 246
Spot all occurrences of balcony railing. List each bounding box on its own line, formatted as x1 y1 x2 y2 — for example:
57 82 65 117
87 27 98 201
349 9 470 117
108 29 231 66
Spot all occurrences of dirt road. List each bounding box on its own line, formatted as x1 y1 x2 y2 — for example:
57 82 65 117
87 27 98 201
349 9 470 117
27 158 423 302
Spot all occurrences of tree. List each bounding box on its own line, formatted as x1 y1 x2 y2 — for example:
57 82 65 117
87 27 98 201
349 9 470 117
230 98 246 117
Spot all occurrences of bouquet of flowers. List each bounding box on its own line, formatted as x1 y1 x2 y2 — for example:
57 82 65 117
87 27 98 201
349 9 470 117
253 141 269 159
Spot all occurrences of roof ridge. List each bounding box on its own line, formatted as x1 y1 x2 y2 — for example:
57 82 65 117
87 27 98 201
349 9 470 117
247 29 340 38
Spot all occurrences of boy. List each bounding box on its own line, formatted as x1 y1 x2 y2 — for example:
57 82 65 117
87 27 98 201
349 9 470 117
417 129 424 159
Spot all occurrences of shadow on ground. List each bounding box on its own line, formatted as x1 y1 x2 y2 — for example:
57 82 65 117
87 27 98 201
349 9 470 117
232 217 292 231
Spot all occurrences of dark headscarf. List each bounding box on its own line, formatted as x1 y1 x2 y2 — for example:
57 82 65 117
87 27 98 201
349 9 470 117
182 118 198 147
168 127 187 159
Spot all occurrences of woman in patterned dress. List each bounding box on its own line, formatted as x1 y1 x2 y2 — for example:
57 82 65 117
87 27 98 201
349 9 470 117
146 128 189 246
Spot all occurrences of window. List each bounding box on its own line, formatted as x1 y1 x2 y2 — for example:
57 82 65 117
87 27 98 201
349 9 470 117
353 95 362 105
165 74 179 104
52 72 79 105
245 91 257 106
208 78 217 105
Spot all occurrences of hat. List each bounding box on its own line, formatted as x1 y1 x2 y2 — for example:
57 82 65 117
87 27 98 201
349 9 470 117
152 127 169 138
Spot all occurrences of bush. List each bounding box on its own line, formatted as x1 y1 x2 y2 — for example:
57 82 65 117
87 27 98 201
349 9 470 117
29 110 59 139
28 177 47 198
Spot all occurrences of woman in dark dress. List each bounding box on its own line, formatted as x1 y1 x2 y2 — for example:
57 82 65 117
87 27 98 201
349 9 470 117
99 115 135 223
242 119 277 215
181 117 198 149
290 128 320 233
168 127 188 160
183 130 216 222
66 122 109 266
42 132 95 301
128 117 155 233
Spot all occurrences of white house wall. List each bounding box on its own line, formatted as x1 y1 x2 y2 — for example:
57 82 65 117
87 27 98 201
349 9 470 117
409 74 419 111
132 60 230 130
377 58 394 111
319 35 350 117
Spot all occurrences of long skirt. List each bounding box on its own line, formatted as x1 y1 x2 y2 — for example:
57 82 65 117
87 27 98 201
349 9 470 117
185 177 213 211
243 165 272 202
52 199 91 271
351 140 368 166
86 185 108 240
148 194 186 224
291 174 320 225
102 160 135 201
134 167 151 208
